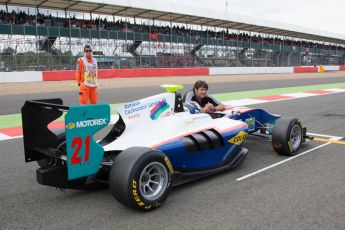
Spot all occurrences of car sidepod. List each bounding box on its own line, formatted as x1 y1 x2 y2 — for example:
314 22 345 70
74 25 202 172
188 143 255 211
155 123 249 172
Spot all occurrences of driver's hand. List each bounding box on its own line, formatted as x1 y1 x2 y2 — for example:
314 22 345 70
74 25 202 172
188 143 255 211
204 103 215 113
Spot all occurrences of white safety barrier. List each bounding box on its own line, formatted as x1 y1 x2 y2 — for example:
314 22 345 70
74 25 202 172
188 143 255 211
323 66 339 71
209 67 294 75
0 71 43 83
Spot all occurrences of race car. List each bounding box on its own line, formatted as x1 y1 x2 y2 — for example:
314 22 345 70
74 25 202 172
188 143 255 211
21 85 309 211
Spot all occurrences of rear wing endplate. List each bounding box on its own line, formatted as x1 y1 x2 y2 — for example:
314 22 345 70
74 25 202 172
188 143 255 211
22 99 110 180
22 99 68 162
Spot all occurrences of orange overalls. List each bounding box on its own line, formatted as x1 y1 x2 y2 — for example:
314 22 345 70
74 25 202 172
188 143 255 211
76 56 98 105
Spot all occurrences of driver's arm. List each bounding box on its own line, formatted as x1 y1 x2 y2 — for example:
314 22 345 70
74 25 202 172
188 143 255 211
215 103 225 112
208 95 225 112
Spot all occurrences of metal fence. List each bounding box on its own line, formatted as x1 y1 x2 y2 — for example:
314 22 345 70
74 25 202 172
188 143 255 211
0 24 344 71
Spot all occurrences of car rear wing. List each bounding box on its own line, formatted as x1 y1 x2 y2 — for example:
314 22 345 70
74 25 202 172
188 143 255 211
22 98 68 163
22 99 110 180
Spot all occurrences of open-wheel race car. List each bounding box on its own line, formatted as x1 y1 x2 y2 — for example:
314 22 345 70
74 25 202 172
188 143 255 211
21 85 310 211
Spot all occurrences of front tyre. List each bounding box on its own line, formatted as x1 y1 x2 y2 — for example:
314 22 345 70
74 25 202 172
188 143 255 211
272 118 303 156
109 147 173 211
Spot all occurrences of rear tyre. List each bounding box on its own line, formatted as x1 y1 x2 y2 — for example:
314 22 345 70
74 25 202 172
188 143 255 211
272 118 303 156
109 147 173 211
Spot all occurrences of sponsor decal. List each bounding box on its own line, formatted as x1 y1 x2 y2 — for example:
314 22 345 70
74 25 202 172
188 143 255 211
160 109 174 118
123 99 170 119
228 131 248 145
124 101 140 109
150 101 170 120
75 118 107 128
288 140 293 152
127 114 140 120
132 180 148 208
124 101 148 116
66 118 107 129
66 122 75 129
245 118 255 131
164 157 174 174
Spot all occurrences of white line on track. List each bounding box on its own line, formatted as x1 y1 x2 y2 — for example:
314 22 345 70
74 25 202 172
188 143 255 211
307 132 343 139
236 136 343 181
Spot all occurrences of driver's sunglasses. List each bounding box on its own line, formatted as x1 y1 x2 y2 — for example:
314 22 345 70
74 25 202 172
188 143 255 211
85 49 92 53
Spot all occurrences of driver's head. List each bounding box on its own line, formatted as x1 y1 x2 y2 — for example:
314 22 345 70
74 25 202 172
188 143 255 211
193 80 208 100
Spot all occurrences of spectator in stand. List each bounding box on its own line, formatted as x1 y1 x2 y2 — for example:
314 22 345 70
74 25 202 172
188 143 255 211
0 10 344 52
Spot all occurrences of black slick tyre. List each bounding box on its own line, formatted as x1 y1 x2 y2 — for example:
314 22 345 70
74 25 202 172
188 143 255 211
272 117 303 156
109 147 173 211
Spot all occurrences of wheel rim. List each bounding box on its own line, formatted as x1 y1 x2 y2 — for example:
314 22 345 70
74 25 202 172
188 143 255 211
289 125 302 151
139 162 169 201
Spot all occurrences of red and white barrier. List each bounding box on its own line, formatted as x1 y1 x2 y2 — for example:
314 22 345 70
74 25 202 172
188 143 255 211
42 68 209 81
1 65 344 83
209 67 293 75
324 65 339 71
98 68 209 79
42 70 74 81
0 71 42 83
293 66 318 73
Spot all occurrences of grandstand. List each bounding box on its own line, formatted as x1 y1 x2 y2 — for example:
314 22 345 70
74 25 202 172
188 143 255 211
0 0 344 71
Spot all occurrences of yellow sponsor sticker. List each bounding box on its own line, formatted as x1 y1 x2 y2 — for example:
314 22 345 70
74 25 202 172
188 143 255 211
66 122 75 129
164 157 174 174
288 140 293 152
227 131 248 145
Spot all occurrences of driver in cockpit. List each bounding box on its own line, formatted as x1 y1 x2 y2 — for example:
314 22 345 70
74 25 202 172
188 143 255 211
183 80 225 113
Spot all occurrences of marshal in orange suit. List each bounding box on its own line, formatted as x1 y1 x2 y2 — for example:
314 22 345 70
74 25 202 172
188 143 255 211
76 45 98 105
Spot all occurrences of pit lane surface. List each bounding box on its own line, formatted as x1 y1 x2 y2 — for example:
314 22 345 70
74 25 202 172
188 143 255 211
1 80 345 229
